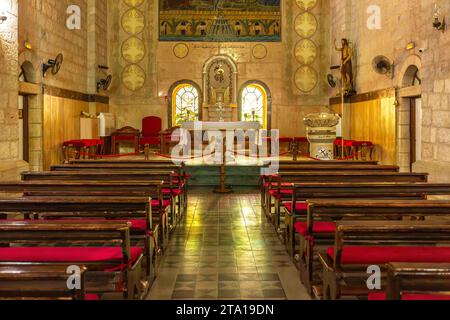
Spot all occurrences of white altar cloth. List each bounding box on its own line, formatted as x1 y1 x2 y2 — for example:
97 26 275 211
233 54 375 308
179 121 263 152
181 121 262 131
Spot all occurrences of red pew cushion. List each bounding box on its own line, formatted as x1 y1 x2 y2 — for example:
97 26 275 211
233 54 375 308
63 139 102 148
129 219 147 231
264 182 293 188
327 247 450 265
369 292 450 301
163 188 182 196
284 202 308 214
268 189 294 198
151 199 171 209
85 294 100 300
0 247 143 265
294 222 337 236
352 141 374 147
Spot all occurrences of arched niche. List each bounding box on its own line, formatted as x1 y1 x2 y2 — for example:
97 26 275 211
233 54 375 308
402 65 421 87
395 54 422 90
202 55 238 108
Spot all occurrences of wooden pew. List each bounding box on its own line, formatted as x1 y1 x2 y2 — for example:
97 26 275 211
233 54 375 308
270 160 379 166
0 221 144 300
266 172 429 230
0 196 159 285
52 163 183 174
69 159 178 165
50 164 189 210
318 221 450 300
295 199 450 295
0 181 172 251
260 164 400 211
369 263 450 300
0 265 88 300
21 170 185 226
284 182 450 258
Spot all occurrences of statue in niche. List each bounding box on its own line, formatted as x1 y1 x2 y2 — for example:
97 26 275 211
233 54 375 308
207 59 233 108
334 38 355 97
214 63 225 83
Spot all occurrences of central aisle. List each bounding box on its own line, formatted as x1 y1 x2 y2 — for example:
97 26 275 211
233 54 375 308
148 188 309 300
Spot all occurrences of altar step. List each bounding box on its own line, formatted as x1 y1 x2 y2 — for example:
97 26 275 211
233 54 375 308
186 165 261 187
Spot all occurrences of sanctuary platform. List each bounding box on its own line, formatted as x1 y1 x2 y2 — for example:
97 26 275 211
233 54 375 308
109 154 305 188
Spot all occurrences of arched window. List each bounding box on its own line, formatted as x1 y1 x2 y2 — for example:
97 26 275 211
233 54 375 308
240 83 269 129
171 83 201 127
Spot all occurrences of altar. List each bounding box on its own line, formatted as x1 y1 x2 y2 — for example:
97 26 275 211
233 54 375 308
181 121 262 131
180 121 263 193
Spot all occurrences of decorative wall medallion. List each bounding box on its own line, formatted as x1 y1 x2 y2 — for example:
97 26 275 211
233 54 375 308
121 8 145 35
122 37 146 63
294 39 317 65
296 0 318 11
122 64 146 91
123 0 145 7
294 12 318 38
294 66 318 93
252 44 268 59
173 43 189 59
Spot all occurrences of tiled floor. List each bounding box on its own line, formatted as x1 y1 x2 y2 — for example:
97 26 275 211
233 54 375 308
147 188 310 300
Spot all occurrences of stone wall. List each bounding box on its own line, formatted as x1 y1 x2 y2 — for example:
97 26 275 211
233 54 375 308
108 0 331 137
0 0 28 177
330 0 450 181
0 0 19 162
15 0 109 170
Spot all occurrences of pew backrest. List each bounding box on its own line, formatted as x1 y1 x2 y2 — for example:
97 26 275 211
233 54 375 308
292 183 450 202
0 180 164 198
0 221 133 265
0 196 153 228
306 200 450 235
386 263 450 300
273 171 428 183
21 171 174 184
0 265 87 300
272 160 379 166
333 221 450 269
276 165 398 172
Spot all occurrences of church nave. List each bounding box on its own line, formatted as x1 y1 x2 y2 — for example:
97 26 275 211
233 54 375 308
148 189 309 300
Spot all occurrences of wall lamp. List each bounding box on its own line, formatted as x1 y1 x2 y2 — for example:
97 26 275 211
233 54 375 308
433 3 446 32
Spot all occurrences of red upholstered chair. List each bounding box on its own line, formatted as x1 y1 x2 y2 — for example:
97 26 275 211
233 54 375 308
334 139 356 159
292 137 309 161
159 126 181 155
111 126 140 155
139 117 162 160
62 139 103 163
352 141 375 160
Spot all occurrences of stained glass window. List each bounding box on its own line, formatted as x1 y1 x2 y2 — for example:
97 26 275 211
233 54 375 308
172 84 200 126
241 84 267 128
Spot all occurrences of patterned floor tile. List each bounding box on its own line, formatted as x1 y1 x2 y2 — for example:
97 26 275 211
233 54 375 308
148 189 309 301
